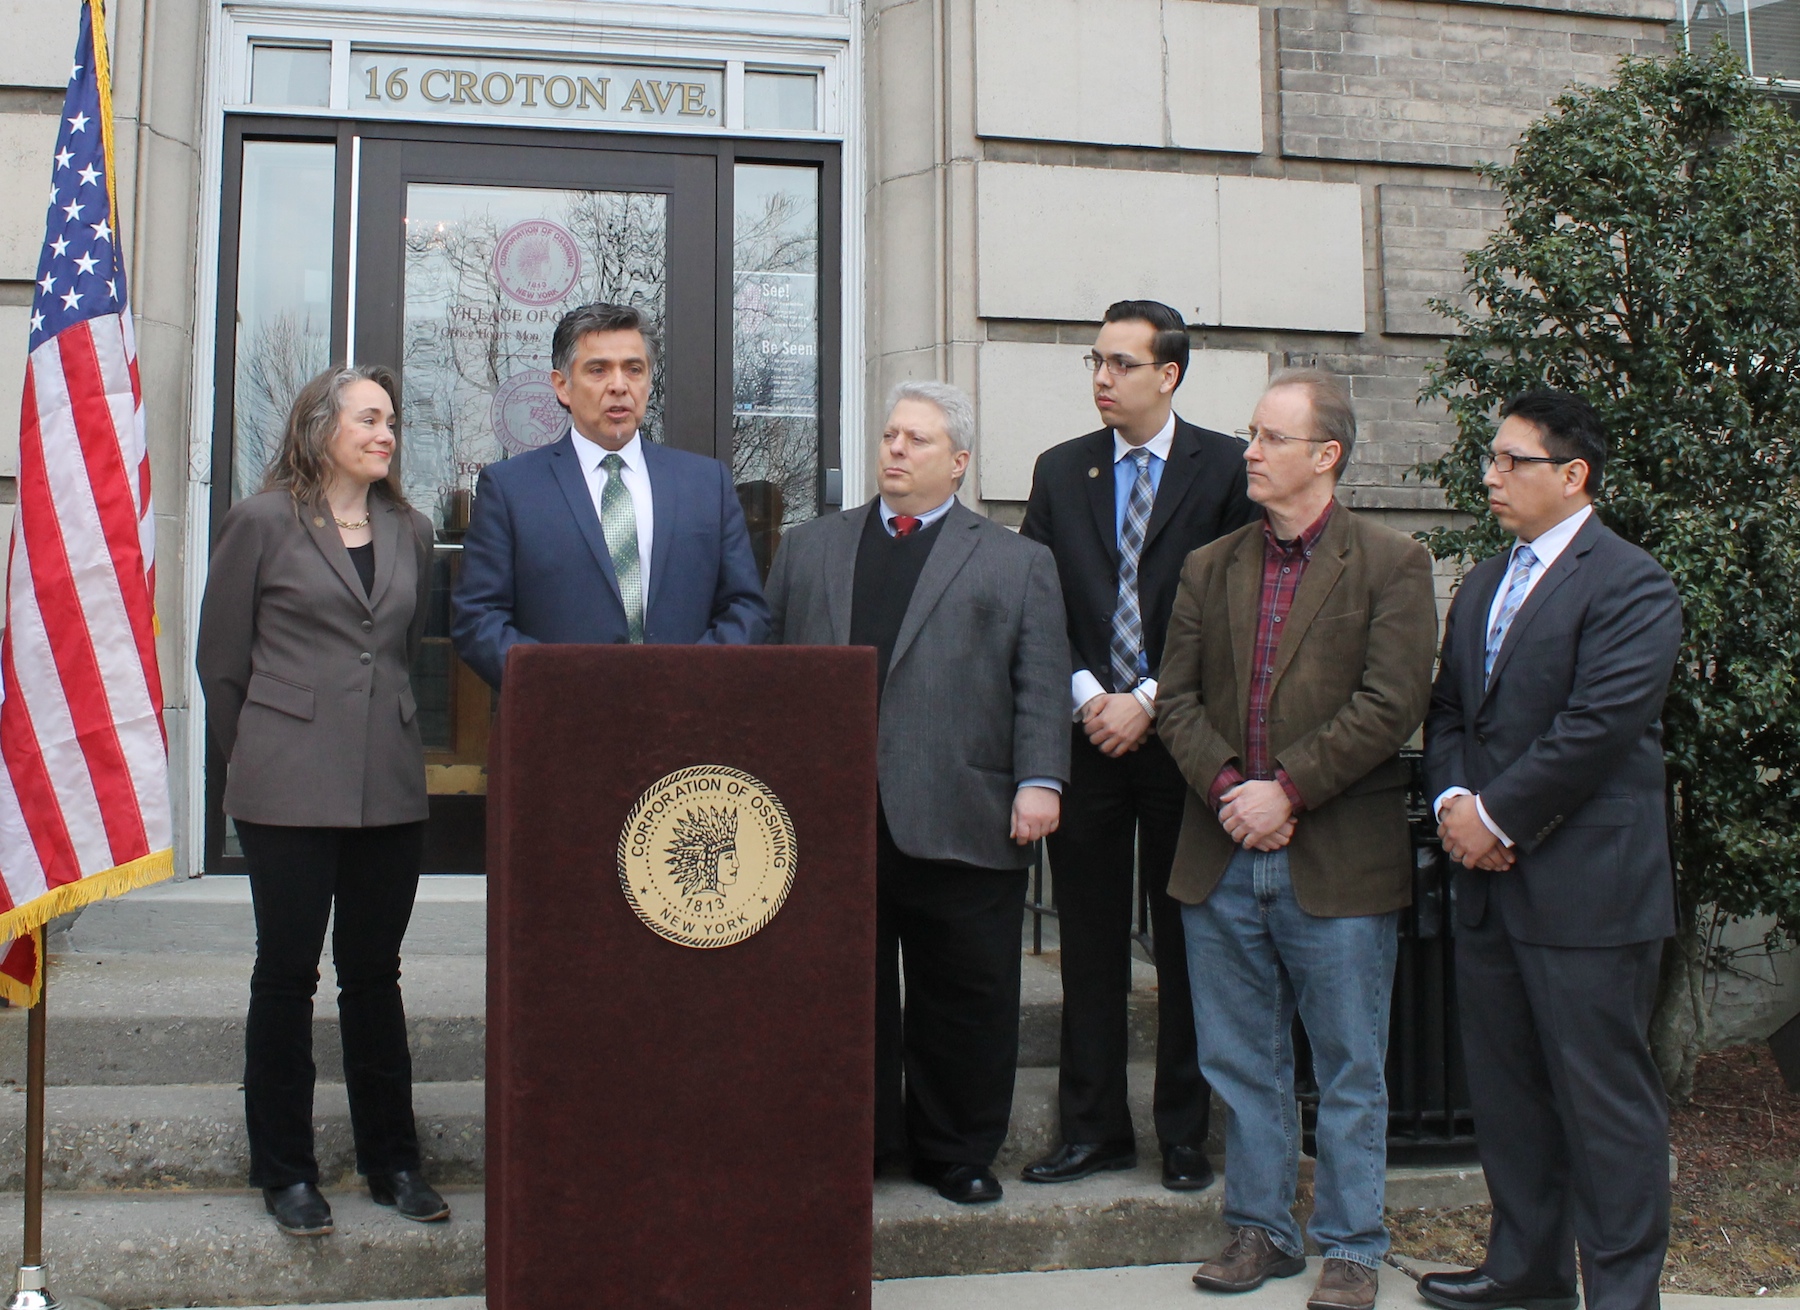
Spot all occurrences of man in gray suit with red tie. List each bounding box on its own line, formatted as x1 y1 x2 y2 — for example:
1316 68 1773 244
766 381 1069 1207
1424 390 1682 1310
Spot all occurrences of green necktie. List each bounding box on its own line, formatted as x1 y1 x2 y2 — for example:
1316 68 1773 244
599 452 644 643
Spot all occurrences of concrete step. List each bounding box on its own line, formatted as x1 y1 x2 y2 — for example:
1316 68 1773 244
876 1162 1226 1279
0 1175 1212 1307
56 875 488 957
12 877 1152 1086
0 1082 484 1192
2 946 1139 1086
0 952 487 1086
0 1188 486 1309
0 1064 1161 1190
3 947 1140 1085
0 1164 1485 1307
0 1059 1479 1205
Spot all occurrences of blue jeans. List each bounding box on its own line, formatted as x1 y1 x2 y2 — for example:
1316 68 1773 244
1182 846 1399 1267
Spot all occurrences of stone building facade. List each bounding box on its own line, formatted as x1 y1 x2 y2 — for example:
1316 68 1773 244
0 0 1678 873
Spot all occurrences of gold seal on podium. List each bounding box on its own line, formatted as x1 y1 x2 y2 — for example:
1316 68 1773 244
618 765 798 948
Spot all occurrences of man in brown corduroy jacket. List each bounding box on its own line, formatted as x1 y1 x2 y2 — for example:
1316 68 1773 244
1156 368 1438 1310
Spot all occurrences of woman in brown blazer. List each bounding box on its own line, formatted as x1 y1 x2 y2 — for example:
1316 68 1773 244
197 364 445 1237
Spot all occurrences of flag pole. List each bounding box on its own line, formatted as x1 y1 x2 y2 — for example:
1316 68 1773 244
6 931 58 1310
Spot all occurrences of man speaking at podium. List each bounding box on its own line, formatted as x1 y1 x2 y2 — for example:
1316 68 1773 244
453 302 769 687
765 381 1069 1205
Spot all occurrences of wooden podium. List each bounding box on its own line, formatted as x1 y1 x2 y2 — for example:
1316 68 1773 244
486 645 878 1308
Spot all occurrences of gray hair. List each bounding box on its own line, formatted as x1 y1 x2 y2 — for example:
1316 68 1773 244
551 302 660 376
886 380 975 454
1265 367 1356 477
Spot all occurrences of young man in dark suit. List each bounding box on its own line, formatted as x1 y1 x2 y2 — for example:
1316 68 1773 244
452 302 768 687
1018 300 1258 1191
1424 391 1682 1310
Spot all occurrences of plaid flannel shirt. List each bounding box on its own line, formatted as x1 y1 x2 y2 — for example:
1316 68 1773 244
1208 501 1337 814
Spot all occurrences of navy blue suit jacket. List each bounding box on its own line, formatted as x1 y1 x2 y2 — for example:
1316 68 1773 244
450 433 770 687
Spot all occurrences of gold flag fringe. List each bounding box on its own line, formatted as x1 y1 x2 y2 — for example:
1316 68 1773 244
0 847 175 1006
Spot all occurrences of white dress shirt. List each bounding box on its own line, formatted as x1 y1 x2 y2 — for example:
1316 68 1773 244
572 430 655 584
1434 504 1594 846
1071 412 1178 717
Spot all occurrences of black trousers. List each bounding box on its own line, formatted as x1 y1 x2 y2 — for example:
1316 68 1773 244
1046 730 1211 1151
874 813 1028 1167
237 819 425 1189
1457 911 1670 1310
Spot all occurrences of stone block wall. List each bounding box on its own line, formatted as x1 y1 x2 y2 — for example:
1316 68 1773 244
1277 2 1668 167
1378 183 1509 335
865 0 1676 516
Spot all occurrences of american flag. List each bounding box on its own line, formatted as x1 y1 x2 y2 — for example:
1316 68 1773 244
0 0 172 1004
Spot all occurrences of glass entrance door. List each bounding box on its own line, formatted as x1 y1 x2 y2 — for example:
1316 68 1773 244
208 119 841 874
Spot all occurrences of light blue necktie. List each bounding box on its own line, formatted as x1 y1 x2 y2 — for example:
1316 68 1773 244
1109 449 1154 692
1484 544 1539 685
599 453 645 644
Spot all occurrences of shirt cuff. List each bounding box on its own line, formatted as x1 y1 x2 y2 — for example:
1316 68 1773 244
1433 786 1472 820
1434 787 1514 848
1017 777 1063 794
1208 763 1245 810
1275 768 1305 815
1474 796 1513 847
1071 669 1107 720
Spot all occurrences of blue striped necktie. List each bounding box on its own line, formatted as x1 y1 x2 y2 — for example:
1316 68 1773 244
1110 449 1154 692
1484 543 1539 685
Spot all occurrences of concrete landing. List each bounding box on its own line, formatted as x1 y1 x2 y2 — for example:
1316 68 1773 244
149 1273 1800 1310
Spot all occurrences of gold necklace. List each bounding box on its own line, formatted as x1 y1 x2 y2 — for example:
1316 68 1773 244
334 513 370 530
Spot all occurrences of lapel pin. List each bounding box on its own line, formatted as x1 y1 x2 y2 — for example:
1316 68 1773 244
313 516 325 527
1088 467 1100 479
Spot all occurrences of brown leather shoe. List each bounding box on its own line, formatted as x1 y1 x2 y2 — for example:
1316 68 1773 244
1191 1226 1307 1292
1308 1258 1379 1310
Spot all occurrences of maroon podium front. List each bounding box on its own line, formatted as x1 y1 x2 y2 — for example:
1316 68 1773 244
486 645 878 1309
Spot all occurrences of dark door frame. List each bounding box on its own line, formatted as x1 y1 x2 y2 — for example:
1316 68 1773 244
204 114 843 873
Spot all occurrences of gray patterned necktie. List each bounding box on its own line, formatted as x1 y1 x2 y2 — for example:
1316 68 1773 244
599 452 644 644
1484 543 1539 685
1109 449 1154 692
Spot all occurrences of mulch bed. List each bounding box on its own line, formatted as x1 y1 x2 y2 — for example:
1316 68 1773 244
1386 1044 1800 1296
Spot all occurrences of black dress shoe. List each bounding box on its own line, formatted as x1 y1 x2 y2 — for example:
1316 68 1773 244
262 1182 333 1236
1020 1140 1137 1183
910 1159 1003 1204
1161 1144 1216 1191
1418 1269 1579 1310
367 1169 451 1222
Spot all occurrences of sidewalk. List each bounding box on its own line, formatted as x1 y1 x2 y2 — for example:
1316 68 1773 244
165 1262 1800 1310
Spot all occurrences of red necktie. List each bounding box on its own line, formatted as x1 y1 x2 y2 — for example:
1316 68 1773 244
892 515 922 537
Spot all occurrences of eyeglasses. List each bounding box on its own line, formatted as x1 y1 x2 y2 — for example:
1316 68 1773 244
1479 451 1577 475
1234 426 1334 449
1082 352 1161 377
